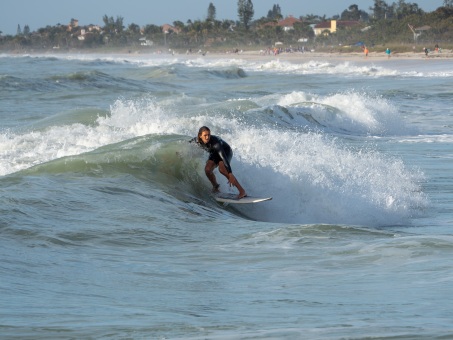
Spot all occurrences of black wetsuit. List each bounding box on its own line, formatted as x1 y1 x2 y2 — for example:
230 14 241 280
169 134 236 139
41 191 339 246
191 135 233 173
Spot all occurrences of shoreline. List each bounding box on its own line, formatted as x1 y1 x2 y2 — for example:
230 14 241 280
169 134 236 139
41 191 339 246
2 48 452 62
209 49 453 62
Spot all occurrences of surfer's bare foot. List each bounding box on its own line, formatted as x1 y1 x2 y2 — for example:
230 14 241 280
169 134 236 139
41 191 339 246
237 191 247 199
212 184 220 193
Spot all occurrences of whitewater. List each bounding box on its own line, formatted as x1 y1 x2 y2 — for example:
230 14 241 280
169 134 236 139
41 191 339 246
1 53 452 339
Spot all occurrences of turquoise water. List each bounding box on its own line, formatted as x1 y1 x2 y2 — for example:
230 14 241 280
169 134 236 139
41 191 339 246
1 53 453 339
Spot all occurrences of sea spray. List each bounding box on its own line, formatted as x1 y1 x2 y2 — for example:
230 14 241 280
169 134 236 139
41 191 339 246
225 125 427 226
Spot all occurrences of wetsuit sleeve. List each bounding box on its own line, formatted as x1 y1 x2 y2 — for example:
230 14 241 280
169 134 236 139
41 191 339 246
188 137 197 143
213 142 233 174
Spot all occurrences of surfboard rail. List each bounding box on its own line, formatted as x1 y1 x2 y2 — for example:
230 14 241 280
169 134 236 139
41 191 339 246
215 193 272 204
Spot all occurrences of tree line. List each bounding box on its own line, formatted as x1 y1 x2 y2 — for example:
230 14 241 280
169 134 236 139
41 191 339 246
0 0 452 52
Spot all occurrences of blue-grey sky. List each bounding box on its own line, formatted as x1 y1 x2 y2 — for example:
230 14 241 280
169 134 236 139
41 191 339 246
0 0 443 35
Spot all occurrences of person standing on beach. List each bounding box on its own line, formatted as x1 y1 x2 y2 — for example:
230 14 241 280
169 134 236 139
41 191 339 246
424 47 429 57
191 126 247 199
385 48 391 59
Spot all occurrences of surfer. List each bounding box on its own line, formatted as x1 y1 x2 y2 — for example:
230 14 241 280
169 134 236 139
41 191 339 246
191 126 247 199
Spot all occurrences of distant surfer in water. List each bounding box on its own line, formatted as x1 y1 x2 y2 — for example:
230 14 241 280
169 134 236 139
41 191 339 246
191 126 247 199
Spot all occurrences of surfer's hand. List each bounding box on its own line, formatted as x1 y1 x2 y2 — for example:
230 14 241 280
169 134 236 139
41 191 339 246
228 173 236 187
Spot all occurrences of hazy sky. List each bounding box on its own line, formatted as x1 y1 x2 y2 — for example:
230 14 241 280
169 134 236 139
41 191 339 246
0 0 443 35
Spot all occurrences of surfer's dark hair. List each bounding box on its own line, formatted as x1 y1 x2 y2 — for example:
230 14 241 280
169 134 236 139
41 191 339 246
197 126 211 143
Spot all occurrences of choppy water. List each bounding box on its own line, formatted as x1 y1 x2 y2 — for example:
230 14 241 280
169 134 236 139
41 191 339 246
1 53 453 339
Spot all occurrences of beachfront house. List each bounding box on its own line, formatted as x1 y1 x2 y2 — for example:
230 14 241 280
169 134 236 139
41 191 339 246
277 15 302 31
161 24 181 34
313 20 360 36
139 37 153 46
261 15 303 31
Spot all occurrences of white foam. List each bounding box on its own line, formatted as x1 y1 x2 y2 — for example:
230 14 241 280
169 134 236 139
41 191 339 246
254 89 416 136
224 125 426 225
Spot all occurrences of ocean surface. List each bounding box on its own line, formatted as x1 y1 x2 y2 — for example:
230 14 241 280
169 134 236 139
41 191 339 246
1 52 452 339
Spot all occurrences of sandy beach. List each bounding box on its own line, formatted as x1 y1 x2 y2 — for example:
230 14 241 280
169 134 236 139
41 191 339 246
203 49 453 62
5 47 452 63
115 48 453 64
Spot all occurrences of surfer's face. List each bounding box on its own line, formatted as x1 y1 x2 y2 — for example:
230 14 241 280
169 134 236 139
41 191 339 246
200 131 211 144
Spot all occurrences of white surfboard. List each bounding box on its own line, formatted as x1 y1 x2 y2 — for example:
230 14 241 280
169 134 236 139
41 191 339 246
215 193 272 204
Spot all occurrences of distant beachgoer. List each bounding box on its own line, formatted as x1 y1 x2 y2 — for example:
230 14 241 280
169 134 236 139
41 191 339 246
424 47 429 57
385 48 391 59
364 47 369 58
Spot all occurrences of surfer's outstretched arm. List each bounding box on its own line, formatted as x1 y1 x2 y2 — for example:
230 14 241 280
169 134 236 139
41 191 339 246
217 161 246 199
